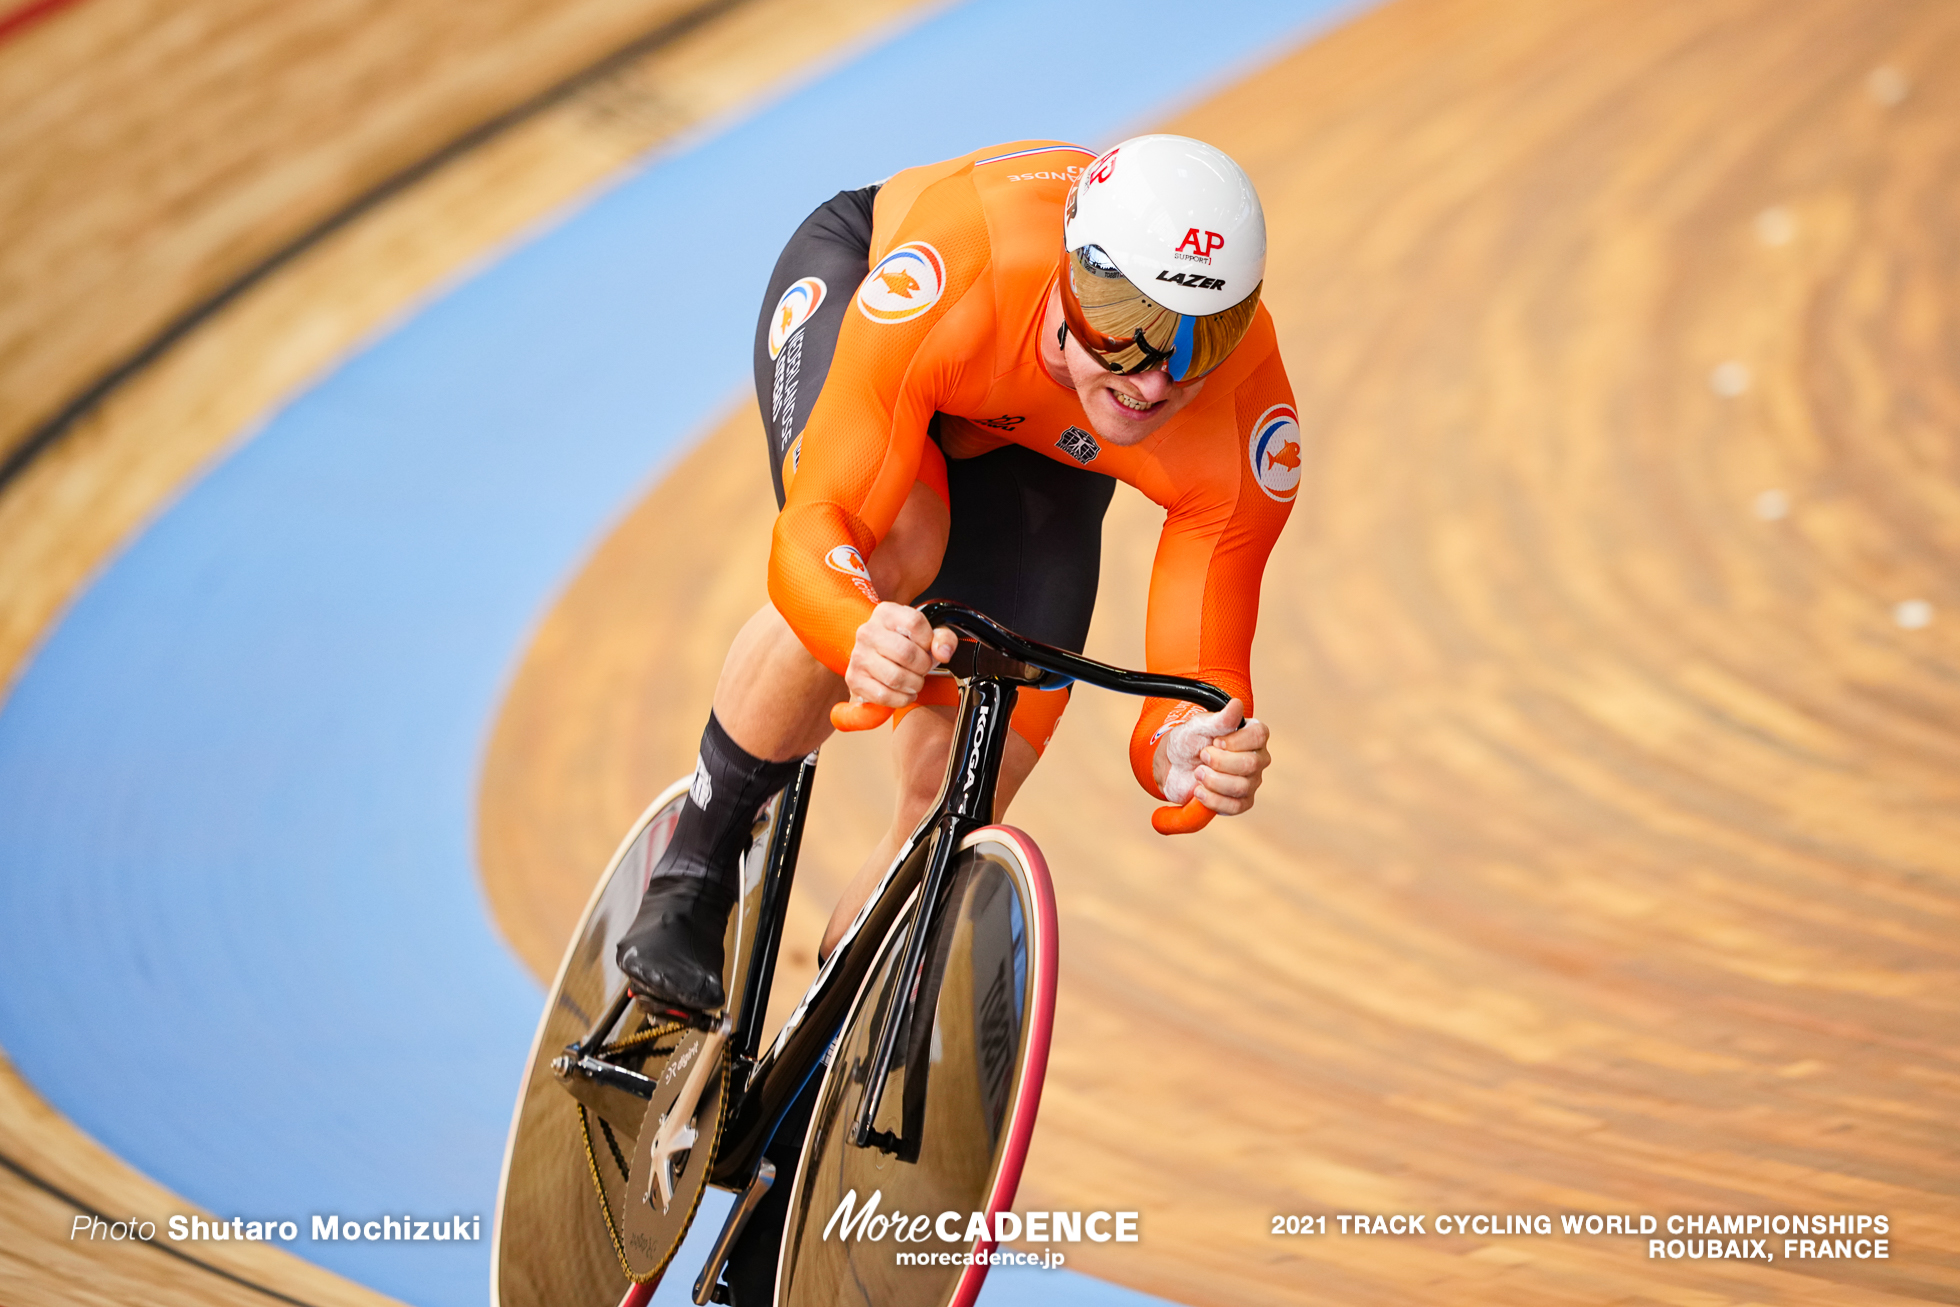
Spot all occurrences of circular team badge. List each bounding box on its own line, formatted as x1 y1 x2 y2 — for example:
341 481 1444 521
768 276 826 360
1247 404 1304 502
856 242 946 324
824 545 871 579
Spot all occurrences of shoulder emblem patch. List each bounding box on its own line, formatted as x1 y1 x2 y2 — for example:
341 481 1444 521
857 242 946 325
1248 404 1303 502
768 276 826 360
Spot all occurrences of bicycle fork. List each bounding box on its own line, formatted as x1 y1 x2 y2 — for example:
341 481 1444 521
850 674 1016 1153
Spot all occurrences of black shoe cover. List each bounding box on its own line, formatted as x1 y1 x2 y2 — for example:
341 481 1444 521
615 875 738 1013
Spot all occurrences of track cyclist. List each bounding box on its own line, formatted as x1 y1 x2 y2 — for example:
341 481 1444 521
616 134 1300 1014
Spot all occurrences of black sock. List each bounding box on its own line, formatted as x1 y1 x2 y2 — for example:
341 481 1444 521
652 712 803 895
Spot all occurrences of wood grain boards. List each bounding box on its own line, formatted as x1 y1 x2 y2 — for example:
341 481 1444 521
0 0 700 464
0 1046 397 1307
479 0 1960 1302
0 2 927 1304
0 0 86 46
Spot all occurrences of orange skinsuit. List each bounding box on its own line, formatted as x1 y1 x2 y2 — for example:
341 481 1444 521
769 141 1299 799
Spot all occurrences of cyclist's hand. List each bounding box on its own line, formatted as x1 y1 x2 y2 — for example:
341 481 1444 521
1155 699 1269 815
844 602 958 708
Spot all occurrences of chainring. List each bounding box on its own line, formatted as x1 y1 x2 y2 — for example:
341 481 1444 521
616 1024 730 1281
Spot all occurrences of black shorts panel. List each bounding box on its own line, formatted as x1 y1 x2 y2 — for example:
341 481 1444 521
753 186 878 508
752 188 1113 655
923 443 1113 655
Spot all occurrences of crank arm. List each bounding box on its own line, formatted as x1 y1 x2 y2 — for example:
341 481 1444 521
647 1018 731 1213
692 1158 775 1304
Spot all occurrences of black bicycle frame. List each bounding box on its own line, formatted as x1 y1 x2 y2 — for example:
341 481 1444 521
707 600 1231 1187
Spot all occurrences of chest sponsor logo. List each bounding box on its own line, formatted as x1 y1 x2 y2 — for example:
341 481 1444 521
1247 404 1303 502
856 243 946 325
824 544 872 580
1055 425 1101 465
768 276 827 360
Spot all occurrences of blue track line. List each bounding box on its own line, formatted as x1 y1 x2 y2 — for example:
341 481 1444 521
0 2 1359 1304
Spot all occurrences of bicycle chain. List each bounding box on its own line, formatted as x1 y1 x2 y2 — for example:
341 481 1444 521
597 1116 631 1182
600 1018 688 1056
577 1102 655 1285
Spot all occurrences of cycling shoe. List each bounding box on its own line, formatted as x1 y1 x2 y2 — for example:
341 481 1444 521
615 875 737 1014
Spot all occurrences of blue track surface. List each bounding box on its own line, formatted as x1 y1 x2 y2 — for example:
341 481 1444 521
0 2 1356 1304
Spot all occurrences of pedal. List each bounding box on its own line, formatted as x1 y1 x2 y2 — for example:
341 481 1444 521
626 991 719 1031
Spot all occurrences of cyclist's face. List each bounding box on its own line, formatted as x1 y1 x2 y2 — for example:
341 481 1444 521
1042 287 1205 446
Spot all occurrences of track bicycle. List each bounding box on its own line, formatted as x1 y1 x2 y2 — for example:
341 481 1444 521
490 600 1229 1307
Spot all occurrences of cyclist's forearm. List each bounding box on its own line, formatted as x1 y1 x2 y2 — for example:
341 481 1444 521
767 502 880 675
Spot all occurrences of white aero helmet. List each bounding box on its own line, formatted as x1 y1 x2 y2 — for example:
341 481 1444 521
1061 134 1266 382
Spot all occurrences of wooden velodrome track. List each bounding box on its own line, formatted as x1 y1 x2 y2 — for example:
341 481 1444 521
3 1 1956 1306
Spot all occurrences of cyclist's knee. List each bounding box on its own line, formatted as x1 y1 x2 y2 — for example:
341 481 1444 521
895 742 948 819
889 704 955 815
